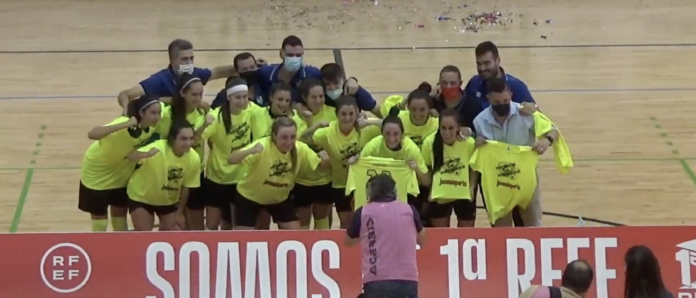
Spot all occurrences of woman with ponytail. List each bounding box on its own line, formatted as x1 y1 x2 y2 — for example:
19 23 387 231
249 82 294 141
228 117 330 230
199 78 256 230
78 95 161 232
300 96 382 228
420 109 478 227
157 72 215 230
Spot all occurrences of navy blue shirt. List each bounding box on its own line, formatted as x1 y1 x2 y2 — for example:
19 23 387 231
139 66 212 98
325 86 377 112
463 68 535 109
346 204 424 239
257 63 321 102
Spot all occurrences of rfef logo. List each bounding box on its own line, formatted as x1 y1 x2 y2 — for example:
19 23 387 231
40 242 92 293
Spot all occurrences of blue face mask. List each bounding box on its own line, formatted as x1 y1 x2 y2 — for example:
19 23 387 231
283 57 302 72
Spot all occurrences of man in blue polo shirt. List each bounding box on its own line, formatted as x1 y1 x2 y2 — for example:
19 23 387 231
117 39 238 114
257 35 359 119
464 41 536 109
211 52 266 109
321 63 382 117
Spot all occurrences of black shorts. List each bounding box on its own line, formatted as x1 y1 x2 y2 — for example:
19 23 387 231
77 182 128 216
235 192 298 227
329 187 354 212
428 199 477 221
407 186 430 209
292 183 333 207
205 179 236 208
127 199 178 216
186 172 208 210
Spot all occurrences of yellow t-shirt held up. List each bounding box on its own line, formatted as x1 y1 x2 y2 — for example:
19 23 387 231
421 133 476 200
312 121 381 189
346 156 420 209
80 116 158 190
360 135 428 174
469 141 539 224
127 140 201 206
236 137 322 205
202 107 254 185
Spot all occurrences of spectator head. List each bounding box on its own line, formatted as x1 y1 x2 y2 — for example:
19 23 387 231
366 174 397 203
624 245 666 298
561 260 594 297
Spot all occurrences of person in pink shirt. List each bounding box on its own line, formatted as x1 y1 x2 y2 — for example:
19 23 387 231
345 174 426 298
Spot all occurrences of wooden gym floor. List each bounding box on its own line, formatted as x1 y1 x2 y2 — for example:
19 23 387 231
0 0 694 232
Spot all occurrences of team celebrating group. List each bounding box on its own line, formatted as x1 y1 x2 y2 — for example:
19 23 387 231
77 35 573 232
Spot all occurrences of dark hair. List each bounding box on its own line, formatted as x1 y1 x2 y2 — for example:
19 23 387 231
167 118 194 145
561 260 594 295
367 174 397 202
382 108 405 133
320 63 345 83
299 77 324 104
432 109 460 172
281 35 303 49
233 52 256 70
167 39 193 61
474 41 499 58
219 78 247 134
271 117 298 173
407 82 434 108
439 65 462 81
270 82 293 99
127 94 159 122
171 73 203 122
334 96 361 134
485 77 508 94
624 245 666 298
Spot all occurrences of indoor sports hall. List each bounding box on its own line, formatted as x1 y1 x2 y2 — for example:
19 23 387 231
1 0 694 232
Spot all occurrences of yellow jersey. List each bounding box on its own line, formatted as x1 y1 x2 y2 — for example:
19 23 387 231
295 105 337 186
127 140 202 206
469 141 539 224
346 156 420 209
399 111 438 149
157 106 208 165
202 107 253 185
80 116 158 190
249 107 293 141
236 137 322 204
421 133 476 200
312 121 381 188
360 135 428 174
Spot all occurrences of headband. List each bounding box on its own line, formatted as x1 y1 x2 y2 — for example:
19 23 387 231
139 100 159 112
226 84 249 96
181 77 201 90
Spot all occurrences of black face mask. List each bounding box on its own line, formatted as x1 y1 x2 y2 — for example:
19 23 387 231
239 70 260 86
492 103 510 116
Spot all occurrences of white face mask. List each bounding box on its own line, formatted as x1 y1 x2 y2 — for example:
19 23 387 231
326 81 344 100
178 63 194 74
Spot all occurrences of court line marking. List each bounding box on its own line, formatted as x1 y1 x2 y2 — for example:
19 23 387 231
650 117 696 186
2 43 696 54
10 124 46 233
1 87 696 102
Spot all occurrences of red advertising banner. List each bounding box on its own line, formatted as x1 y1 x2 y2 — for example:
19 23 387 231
1 226 695 298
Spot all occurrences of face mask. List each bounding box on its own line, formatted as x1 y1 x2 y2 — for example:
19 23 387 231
283 57 302 72
327 83 343 100
240 70 260 86
178 63 194 74
492 103 511 116
441 86 460 101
